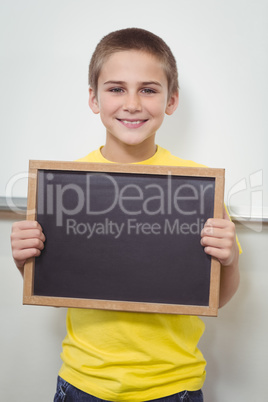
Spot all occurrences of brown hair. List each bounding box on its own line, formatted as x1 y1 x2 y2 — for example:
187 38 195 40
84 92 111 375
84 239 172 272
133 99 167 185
88 28 179 99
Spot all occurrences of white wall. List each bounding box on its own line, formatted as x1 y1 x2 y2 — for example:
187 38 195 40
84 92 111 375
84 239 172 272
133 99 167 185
0 220 65 401
201 221 268 400
1 1 268 401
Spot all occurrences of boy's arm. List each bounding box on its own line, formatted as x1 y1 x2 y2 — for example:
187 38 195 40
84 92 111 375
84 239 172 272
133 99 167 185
11 221 46 277
200 209 240 308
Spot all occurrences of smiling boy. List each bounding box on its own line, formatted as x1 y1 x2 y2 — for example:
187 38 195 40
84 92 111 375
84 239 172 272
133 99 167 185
88 50 178 163
11 28 240 402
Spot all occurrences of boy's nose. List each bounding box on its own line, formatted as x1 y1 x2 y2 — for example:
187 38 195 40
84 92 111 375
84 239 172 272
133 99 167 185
123 93 142 113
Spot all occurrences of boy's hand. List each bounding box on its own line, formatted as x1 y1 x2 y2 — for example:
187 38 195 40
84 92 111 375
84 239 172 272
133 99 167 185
201 209 240 307
11 220 46 272
200 209 238 267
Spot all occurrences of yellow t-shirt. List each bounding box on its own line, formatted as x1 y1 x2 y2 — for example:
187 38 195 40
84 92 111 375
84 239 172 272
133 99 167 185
59 146 207 401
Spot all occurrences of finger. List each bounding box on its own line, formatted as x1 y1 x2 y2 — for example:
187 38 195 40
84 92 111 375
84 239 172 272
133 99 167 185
204 218 231 229
12 220 43 232
201 219 235 236
201 226 235 240
14 236 45 250
13 248 42 267
201 235 233 250
11 228 46 242
202 245 231 264
201 226 222 238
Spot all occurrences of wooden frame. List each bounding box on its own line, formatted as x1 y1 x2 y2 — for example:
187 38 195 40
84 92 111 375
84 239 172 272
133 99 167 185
24 160 225 316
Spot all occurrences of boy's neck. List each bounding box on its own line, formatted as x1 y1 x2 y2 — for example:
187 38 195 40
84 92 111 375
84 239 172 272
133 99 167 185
101 137 157 164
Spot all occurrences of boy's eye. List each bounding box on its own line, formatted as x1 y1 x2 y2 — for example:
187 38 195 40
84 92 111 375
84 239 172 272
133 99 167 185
109 87 124 93
141 88 157 94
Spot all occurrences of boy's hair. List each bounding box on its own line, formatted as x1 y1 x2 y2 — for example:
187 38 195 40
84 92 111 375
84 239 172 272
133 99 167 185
88 28 179 99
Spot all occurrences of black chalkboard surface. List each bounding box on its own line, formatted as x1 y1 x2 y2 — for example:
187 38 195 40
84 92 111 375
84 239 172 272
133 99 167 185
23 160 224 316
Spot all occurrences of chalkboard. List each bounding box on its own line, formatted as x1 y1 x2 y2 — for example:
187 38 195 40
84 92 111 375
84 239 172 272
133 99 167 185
23 160 225 316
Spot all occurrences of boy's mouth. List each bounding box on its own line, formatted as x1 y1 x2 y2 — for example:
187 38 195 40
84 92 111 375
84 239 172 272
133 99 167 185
117 119 148 128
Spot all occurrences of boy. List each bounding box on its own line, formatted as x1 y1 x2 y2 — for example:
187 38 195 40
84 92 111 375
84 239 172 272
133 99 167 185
11 28 240 402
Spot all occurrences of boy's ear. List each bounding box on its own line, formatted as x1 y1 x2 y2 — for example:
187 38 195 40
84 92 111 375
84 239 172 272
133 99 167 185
165 91 179 116
88 87 100 114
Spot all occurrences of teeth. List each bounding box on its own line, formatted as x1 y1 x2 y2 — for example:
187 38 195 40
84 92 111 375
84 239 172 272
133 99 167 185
121 120 144 125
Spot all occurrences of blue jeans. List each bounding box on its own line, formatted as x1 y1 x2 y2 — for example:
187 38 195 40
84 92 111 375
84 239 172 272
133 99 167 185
54 377 203 402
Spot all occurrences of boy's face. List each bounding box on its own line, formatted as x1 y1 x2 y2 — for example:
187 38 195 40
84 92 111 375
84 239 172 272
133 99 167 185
89 50 178 157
